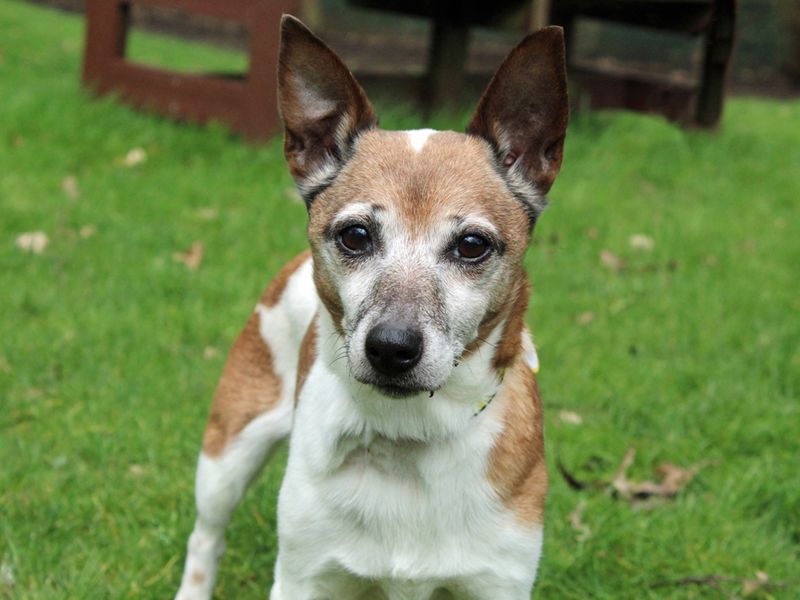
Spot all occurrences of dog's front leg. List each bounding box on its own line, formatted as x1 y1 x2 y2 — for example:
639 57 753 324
175 311 297 600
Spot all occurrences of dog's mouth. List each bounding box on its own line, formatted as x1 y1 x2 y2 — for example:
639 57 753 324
353 374 434 399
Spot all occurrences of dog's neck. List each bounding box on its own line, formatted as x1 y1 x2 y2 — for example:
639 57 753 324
315 307 511 446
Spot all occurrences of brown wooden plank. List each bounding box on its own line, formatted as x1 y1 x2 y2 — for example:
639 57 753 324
243 1 298 141
83 0 129 84
694 0 736 127
98 60 248 129
127 0 262 24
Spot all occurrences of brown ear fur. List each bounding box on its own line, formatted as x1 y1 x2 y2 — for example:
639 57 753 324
277 15 377 205
467 27 568 214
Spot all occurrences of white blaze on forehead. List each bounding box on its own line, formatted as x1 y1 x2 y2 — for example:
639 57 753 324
405 128 437 153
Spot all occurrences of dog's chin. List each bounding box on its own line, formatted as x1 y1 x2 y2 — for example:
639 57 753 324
353 374 434 399
371 383 427 399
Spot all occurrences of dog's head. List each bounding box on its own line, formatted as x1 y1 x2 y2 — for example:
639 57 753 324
278 16 568 398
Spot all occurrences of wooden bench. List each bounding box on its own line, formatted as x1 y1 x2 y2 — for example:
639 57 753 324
551 0 737 126
82 0 300 142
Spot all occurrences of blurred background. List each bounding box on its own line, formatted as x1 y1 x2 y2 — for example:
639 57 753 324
31 0 800 133
2 1 798 599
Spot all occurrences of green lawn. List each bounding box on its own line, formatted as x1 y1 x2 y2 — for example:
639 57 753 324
1 2 799 599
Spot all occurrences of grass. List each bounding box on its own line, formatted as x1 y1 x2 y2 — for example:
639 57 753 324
1 1 798 598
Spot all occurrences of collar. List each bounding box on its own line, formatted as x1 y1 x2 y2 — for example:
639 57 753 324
473 343 540 416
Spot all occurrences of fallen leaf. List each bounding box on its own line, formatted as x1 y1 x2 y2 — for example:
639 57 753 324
79 225 97 239
652 572 787 597
0 562 14 589
15 231 49 254
559 410 583 425
742 571 769 596
559 449 711 506
629 233 655 251
129 464 145 477
203 346 219 360
600 249 625 272
568 500 591 542
576 311 595 325
611 448 700 502
121 147 147 167
196 207 219 221
173 242 204 271
61 175 80 199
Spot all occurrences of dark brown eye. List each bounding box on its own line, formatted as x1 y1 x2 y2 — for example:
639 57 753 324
455 234 491 261
338 225 372 255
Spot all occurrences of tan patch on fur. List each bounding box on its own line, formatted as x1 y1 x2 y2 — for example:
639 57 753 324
312 267 345 335
309 131 530 250
491 275 530 370
202 251 312 455
460 270 530 366
190 570 205 585
201 309 281 457
295 315 318 404
260 250 311 307
488 355 547 526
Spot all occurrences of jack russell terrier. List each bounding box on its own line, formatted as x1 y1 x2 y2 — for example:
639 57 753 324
176 15 568 600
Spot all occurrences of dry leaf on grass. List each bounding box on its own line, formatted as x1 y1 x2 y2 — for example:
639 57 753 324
611 448 700 502
576 311 595 325
600 249 625 272
61 175 80 199
559 410 583 425
568 500 591 542
629 233 655 251
15 231 49 254
742 571 770 596
651 571 788 598
196 207 219 221
173 242 204 271
558 448 710 506
79 225 97 239
120 147 147 167
0 562 14 589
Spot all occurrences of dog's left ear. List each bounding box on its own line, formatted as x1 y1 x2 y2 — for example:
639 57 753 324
278 15 377 206
467 27 569 219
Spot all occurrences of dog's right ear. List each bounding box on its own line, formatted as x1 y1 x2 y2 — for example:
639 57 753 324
467 27 568 222
278 15 377 207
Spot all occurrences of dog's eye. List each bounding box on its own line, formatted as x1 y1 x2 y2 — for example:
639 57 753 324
454 234 491 262
337 225 373 255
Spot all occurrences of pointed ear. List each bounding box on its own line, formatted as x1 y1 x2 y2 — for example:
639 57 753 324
467 27 569 220
278 15 377 206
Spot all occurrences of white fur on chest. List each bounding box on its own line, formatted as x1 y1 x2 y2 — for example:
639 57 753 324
274 311 542 600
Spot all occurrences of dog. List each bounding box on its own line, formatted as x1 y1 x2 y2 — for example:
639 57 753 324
175 15 568 600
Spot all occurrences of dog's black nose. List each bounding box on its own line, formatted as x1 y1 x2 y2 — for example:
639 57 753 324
365 323 423 376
